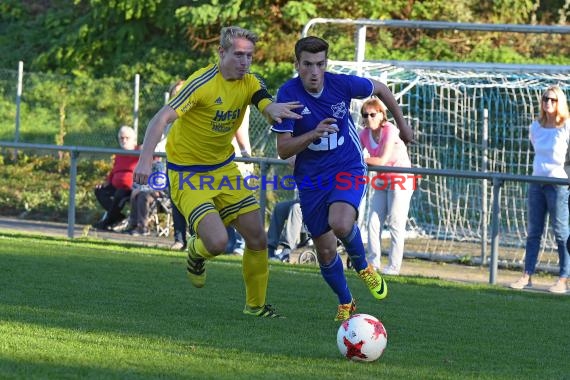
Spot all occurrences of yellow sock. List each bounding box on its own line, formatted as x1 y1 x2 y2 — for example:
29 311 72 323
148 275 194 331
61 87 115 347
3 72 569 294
191 237 216 259
242 247 269 309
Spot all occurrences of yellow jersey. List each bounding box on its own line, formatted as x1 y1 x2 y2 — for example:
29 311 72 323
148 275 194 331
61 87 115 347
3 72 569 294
166 64 272 171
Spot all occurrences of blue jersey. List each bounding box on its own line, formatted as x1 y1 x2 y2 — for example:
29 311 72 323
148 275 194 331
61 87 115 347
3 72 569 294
272 72 373 187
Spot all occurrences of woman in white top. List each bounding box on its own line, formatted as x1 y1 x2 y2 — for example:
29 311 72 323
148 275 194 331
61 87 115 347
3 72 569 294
510 85 570 293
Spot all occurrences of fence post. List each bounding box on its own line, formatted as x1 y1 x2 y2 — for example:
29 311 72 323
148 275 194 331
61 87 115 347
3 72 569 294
14 61 24 158
133 74 140 141
355 24 366 77
481 108 489 266
67 149 79 239
489 176 503 284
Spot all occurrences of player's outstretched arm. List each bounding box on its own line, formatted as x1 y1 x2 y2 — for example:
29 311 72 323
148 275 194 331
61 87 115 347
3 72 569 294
263 101 303 124
276 118 339 159
133 105 177 185
371 80 414 144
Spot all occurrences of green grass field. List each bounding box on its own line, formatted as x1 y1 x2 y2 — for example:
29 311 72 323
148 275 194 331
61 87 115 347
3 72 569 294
0 232 568 380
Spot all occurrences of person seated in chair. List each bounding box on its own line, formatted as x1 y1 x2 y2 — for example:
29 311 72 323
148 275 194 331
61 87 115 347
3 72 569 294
267 199 303 262
92 125 139 230
225 226 246 255
125 159 166 236
267 157 305 262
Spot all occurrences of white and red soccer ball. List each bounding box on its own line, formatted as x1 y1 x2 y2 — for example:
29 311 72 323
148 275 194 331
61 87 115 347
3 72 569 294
337 313 387 362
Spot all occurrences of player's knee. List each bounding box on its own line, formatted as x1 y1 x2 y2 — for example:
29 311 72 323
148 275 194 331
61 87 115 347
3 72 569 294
244 233 266 251
204 236 228 256
316 247 337 265
257 233 267 247
330 222 352 239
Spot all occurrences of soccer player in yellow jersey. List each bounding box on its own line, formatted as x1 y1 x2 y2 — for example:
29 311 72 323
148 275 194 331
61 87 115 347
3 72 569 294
133 26 301 318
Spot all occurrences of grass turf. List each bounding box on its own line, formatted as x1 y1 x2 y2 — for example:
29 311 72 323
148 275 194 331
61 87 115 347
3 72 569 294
0 232 568 379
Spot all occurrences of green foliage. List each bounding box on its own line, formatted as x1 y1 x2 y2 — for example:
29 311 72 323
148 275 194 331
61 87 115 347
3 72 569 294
0 69 172 146
176 0 243 26
473 0 535 23
1 0 568 89
0 153 110 223
251 61 296 96
1 0 191 84
0 0 568 156
468 41 526 63
281 1 318 26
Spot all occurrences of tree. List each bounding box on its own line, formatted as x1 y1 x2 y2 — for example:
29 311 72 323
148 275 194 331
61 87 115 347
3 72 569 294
0 0 568 91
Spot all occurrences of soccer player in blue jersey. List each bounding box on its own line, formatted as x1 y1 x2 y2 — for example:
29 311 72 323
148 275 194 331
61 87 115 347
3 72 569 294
133 26 301 318
272 36 414 321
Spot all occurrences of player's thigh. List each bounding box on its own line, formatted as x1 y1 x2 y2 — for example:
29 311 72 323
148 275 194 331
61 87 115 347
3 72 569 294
196 212 229 254
299 189 330 237
328 202 357 235
169 169 220 236
214 165 260 226
328 181 363 233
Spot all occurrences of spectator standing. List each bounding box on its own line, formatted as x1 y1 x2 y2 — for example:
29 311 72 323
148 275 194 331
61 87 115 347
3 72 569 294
359 98 414 275
510 85 570 294
92 125 139 230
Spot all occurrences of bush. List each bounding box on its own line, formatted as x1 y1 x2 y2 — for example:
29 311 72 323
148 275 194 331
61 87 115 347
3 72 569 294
0 151 111 224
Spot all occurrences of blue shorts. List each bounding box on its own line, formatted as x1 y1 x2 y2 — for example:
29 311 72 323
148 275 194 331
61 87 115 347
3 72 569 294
298 170 367 238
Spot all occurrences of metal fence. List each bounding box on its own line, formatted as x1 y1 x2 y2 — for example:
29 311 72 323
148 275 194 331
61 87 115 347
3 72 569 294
1 141 569 285
2 19 570 283
0 64 277 153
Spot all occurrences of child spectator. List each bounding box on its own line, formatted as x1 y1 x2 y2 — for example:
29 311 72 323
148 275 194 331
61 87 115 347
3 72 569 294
125 159 166 236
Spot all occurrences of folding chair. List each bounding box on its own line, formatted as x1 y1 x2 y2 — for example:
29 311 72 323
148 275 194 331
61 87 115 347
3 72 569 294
150 193 173 237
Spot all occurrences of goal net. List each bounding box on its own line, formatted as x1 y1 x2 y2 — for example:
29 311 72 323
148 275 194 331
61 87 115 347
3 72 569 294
252 60 569 269
328 61 570 268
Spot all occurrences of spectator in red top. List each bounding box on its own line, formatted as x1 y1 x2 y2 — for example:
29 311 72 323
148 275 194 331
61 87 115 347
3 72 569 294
92 125 139 230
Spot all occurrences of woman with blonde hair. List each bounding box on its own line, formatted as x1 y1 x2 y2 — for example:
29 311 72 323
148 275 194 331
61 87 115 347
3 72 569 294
358 97 414 275
510 85 570 293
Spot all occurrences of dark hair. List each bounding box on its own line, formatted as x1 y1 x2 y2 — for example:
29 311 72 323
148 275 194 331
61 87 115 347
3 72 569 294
294 36 329 61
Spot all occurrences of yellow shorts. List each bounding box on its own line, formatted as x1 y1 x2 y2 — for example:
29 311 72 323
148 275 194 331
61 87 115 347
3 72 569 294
168 162 259 235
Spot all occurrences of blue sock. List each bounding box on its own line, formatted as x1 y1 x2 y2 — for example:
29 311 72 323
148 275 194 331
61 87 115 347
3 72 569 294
339 224 367 272
320 253 352 304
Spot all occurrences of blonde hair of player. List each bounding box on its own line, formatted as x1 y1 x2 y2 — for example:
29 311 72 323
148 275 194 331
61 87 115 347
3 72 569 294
219 26 258 50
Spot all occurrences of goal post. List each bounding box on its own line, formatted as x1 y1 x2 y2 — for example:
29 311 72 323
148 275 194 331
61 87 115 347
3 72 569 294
248 19 570 271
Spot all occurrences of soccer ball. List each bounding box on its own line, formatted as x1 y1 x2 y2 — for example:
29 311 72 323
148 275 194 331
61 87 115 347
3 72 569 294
337 313 387 362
